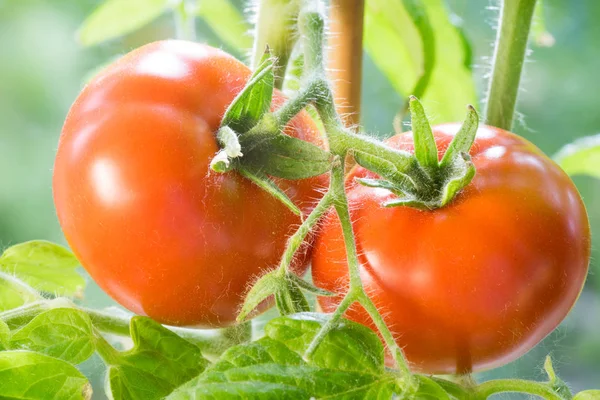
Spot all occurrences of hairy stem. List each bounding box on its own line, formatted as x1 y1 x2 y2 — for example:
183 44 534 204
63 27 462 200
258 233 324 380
278 191 334 275
484 0 537 130
252 0 301 89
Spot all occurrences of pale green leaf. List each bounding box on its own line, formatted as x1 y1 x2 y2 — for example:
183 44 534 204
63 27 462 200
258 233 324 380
365 0 476 123
0 319 9 350
554 134 600 179
0 351 91 399
197 0 252 50
0 240 85 296
78 0 170 47
0 272 40 312
10 308 95 364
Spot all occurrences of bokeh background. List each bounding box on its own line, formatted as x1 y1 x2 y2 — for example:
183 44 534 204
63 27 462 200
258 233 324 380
0 0 598 397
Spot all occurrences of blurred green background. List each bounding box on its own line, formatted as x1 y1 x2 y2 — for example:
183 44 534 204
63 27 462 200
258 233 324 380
0 0 598 397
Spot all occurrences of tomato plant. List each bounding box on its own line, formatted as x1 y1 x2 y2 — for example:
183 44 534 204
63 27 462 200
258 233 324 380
53 40 326 327
312 123 591 374
1 0 599 399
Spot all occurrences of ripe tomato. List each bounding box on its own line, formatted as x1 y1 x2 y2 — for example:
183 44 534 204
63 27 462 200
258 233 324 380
53 41 326 327
312 124 590 374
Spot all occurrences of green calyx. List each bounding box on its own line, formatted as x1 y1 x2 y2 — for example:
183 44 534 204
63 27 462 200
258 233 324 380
355 96 479 210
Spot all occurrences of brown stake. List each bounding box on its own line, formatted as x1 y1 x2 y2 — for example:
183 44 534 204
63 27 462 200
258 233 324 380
327 0 365 129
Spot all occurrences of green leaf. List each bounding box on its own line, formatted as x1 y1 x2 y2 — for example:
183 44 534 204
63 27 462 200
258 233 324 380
237 271 284 322
0 319 9 351
554 133 600 179
221 51 275 133
104 317 207 400
77 0 169 47
265 312 385 374
574 391 600 400
240 132 332 179
365 0 477 123
414 376 451 400
237 168 301 216
197 0 253 50
0 240 85 296
10 308 95 365
0 351 91 399
409 96 439 171
0 272 40 312
168 335 402 399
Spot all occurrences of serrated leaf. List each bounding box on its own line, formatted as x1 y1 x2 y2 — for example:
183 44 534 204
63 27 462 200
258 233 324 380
240 133 331 179
197 0 252 50
0 319 9 350
0 272 40 312
104 317 207 400
414 376 451 400
0 351 91 399
365 0 476 123
78 0 169 47
221 52 275 132
0 241 85 296
237 271 284 322
237 167 301 216
265 312 385 374
168 336 401 399
10 308 95 365
574 391 600 400
554 133 600 179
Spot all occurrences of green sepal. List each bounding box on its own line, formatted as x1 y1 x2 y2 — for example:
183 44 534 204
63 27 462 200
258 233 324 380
353 150 417 192
439 153 475 207
237 271 284 322
275 282 310 316
355 178 408 197
221 48 275 133
440 105 479 168
237 167 301 217
409 96 439 173
383 196 433 210
288 274 335 297
240 131 332 180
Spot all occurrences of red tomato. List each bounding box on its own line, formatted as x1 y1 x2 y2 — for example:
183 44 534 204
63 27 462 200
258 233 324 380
53 41 326 327
312 124 590 374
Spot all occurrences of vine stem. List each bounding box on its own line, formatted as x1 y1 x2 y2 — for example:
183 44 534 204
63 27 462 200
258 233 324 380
484 0 537 130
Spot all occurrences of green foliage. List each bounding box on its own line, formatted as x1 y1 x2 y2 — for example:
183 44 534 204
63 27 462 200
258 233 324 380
364 0 476 123
197 0 252 50
102 317 208 400
9 308 95 365
0 272 40 312
78 0 170 46
0 351 91 399
168 314 414 399
554 134 600 179
0 241 85 297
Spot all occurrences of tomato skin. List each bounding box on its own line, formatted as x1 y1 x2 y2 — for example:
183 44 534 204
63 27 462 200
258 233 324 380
312 124 590 374
53 41 326 327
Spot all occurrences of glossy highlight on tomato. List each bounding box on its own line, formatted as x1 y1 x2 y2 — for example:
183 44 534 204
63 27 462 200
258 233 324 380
53 40 326 327
312 124 590 374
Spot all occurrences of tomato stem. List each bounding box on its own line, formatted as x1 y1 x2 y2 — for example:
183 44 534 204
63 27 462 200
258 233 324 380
251 0 302 89
484 0 537 130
